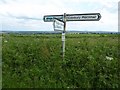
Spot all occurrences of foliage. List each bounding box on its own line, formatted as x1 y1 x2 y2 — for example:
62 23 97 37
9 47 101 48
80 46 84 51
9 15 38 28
2 33 119 88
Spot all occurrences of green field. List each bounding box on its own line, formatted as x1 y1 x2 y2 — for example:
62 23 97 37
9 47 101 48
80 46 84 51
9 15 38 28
2 33 120 88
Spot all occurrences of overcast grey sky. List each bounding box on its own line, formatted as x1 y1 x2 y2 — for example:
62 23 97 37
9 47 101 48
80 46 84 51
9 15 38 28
0 0 119 32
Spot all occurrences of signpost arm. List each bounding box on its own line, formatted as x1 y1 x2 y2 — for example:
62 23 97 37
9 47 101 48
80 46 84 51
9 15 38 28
62 13 66 59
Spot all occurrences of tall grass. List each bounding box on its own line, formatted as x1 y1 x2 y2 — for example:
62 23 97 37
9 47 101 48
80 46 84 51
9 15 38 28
2 33 119 88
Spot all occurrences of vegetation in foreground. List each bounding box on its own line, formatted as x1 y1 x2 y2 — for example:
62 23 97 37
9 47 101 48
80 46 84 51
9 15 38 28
2 33 120 88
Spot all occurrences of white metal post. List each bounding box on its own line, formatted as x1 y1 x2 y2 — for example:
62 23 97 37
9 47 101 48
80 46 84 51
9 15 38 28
62 32 65 58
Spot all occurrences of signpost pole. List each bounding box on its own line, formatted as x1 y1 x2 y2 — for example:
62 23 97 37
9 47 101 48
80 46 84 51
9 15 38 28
62 13 66 59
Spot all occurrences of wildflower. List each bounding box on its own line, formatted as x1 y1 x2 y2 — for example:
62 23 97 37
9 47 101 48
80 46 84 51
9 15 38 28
4 40 8 43
106 56 113 61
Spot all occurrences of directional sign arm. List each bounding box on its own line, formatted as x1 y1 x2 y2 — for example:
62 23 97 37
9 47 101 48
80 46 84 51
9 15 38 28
66 13 101 21
53 18 64 31
43 15 63 22
43 13 101 22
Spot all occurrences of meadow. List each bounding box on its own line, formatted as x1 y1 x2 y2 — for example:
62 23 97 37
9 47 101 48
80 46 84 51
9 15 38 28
2 33 120 88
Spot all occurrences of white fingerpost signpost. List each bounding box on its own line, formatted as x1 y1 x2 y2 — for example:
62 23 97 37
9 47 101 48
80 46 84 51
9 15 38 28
43 13 101 59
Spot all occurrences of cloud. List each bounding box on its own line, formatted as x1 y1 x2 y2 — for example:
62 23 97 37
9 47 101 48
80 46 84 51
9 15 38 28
0 0 7 4
0 0 17 4
6 13 42 21
1 15 47 31
0 0 119 31
15 16 42 20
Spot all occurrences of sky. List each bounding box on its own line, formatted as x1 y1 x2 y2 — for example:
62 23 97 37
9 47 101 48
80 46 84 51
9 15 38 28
0 0 119 32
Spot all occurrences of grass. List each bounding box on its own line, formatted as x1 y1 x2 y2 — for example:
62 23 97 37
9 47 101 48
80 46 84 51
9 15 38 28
2 33 120 88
